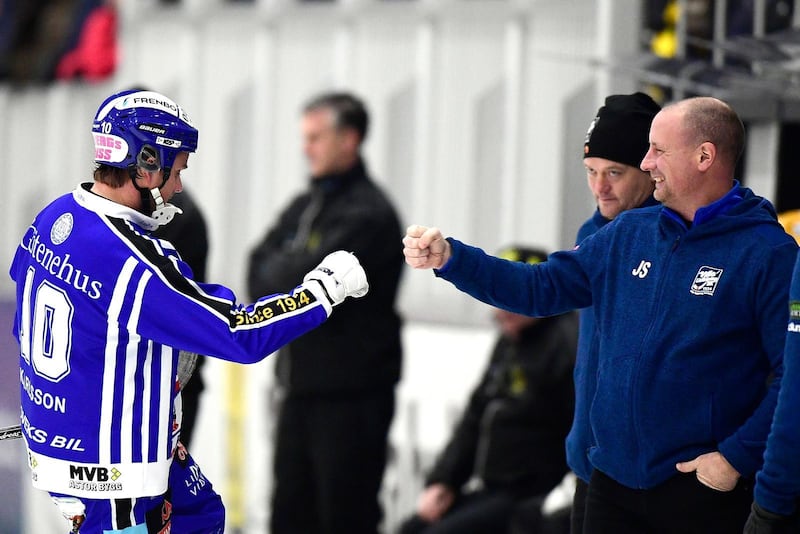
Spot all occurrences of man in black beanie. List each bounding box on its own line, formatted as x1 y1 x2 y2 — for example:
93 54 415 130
583 92 661 220
568 92 661 533
483 93 662 534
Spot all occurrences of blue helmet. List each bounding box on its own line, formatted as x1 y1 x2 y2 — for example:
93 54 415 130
92 89 198 172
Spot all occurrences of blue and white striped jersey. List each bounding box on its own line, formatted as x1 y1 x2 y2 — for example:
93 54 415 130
11 183 330 499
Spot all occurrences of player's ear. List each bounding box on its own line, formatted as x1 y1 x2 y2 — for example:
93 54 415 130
697 142 715 171
340 127 361 153
133 166 160 188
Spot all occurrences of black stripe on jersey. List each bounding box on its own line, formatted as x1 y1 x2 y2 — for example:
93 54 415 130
114 499 133 528
107 217 231 316
106 216 321 329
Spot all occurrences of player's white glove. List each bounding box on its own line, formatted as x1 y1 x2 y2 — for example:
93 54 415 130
303 251 369 306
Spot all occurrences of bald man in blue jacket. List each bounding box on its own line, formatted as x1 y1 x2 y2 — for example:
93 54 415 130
403 97 797 534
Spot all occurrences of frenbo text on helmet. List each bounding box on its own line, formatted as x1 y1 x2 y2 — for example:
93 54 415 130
123 95 194 126
129 96 178 112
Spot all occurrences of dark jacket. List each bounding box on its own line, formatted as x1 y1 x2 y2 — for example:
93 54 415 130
247 159 403 395
426 313 577 494
154 190 208 283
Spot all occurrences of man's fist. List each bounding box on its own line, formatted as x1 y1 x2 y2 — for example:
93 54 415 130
304 251 369 306
402 225 451 269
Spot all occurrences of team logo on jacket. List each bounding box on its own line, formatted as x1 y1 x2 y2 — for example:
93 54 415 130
631 260 651 278
690 266 723 296
50 213 73 245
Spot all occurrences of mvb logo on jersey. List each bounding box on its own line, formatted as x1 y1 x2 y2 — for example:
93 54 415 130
68 464 123 492
69 465 121 482
690 266 724 296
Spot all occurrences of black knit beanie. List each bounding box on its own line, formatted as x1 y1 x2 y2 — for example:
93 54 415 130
583 92 661 168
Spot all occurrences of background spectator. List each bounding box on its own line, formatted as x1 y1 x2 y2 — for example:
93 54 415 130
398 245 576 534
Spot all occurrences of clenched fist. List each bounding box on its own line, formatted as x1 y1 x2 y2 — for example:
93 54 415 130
402 225 451 270
304 251 369 307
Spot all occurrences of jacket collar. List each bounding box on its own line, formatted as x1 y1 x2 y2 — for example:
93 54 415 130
309 158 367 195
661 181 743 230
593 194 660 229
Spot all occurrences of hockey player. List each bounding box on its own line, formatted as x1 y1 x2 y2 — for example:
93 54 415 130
11 88 369 533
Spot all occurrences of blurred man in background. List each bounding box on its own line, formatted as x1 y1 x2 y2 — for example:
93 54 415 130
247 91 404 534
397 246 576 534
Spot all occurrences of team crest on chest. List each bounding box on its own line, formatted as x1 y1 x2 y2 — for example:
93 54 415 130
690 266 723 296
50 213 74 245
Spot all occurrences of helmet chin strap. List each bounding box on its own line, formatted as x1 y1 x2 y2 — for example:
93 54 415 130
149 185 183 226
130 165 183 226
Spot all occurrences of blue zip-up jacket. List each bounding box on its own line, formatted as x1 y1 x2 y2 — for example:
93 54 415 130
569 198 659 483
755 251 800 515
436 184 796 489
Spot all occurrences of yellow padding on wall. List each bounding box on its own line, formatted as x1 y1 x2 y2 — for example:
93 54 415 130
225 362 245 530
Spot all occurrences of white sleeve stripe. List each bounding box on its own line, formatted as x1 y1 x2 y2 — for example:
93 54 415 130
157 344 172 459
120 270 150 464
140 341 153 464
120 350 135 464
100 257 138 464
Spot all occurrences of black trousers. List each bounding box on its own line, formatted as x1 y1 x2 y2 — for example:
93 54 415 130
400 473 565 534
571 476 588 534
399 490 520 534
584 469 752 534
270 390 395 534
508 493 571 534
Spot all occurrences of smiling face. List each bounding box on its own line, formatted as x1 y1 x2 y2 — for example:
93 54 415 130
585 157 654 220
640 105 702 219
